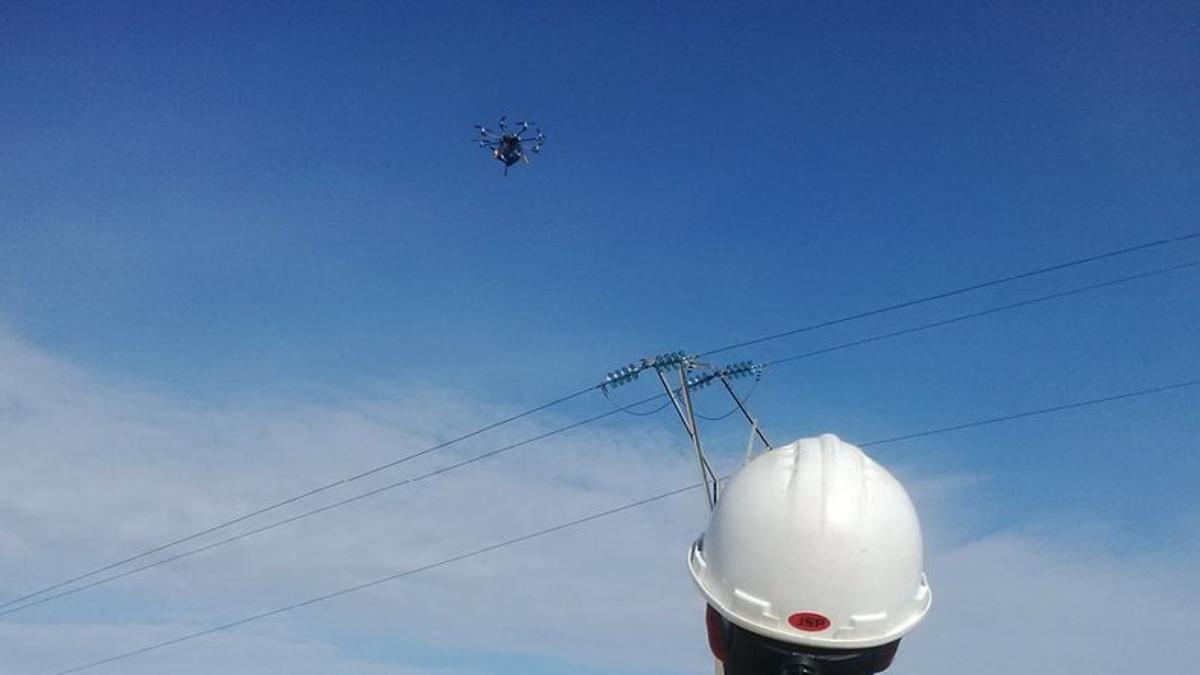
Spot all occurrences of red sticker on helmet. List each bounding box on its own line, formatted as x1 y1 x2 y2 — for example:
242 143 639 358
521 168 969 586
788 612 831 632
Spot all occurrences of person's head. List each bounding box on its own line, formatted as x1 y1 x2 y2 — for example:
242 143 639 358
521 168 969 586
689 435 932 673
707 605 900 675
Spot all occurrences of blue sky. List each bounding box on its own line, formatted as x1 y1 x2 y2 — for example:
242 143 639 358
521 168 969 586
1 2 1198 674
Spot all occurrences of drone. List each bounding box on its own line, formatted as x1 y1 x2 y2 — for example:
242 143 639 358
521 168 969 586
474 116 544 174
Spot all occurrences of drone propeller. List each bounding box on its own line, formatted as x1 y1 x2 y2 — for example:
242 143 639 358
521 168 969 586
524 126 544 153
516 128 542 143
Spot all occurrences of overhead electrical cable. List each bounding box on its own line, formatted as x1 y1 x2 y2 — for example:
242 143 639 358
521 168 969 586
696 377 761 421
0 385 596 610
764 260 1200 368
11 233 1196 611
701 231 1199 358
601 388 675 416
0 395 658 618
859 379 1200 447
10 258 1197 616
47 483 704 675
46 377 1200 675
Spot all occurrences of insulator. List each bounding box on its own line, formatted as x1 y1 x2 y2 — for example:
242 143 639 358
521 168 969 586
603 351 690 390
718 361 759 380
650 350 687 372
604 363 640 388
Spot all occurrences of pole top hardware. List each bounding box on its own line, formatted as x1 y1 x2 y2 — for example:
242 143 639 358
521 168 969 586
601 351 689 391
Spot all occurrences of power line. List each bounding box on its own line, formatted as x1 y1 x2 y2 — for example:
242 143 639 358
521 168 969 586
601 388 675 416
860 379 1200 447
701 231 1199 357
12 233 1197 611
764 260 1200 368
46 376 1200 675
0 385 597 610
11 258 1196 616
0 396 658 618
696 377 761 421
48 482 704 675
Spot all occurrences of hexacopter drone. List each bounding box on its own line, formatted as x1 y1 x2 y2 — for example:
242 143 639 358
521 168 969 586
474 116 544 174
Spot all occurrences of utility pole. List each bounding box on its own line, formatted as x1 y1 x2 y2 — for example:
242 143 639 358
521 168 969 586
601 352 768 512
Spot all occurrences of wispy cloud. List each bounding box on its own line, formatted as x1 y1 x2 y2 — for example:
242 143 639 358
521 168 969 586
2 326 1195 674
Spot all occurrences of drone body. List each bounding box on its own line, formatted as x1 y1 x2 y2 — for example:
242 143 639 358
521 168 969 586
475 116 544 174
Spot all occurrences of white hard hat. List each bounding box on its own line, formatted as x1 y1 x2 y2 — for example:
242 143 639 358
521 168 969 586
688 433 931 651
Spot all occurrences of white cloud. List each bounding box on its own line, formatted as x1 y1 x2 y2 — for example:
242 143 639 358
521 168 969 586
902 527 1200 673
1 326 1196 675
0 621 462 675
